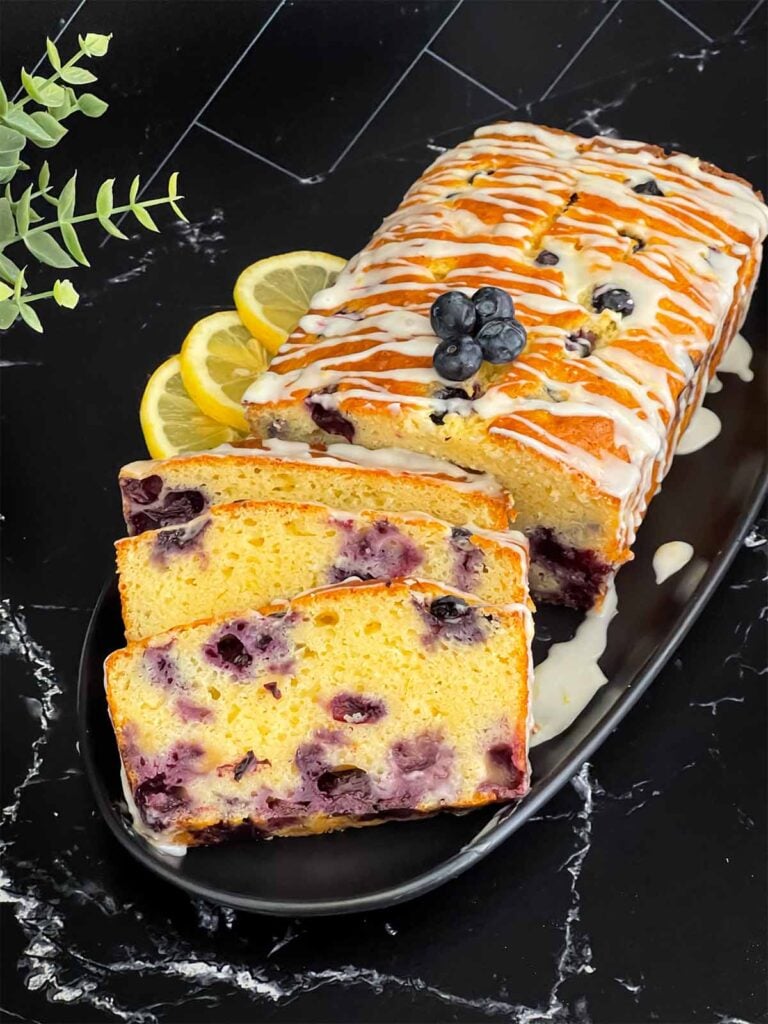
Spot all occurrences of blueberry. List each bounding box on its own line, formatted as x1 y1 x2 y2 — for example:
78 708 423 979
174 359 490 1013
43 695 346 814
471 286 514 326
317 767 370 798
632 179 664 197
433 337 483 381
305 394 355 442
486 744 525 789
233 751 256 781
121 474 163 505
429 291 477 341
565 328 597 357
428 595 470 621
476 318 526 364
535 250 559 266
592 286 634 317
434 386 473 401
133 774 188 828
129 489 206 535
391 734 440 774
216 634 252 669
330 693 387 724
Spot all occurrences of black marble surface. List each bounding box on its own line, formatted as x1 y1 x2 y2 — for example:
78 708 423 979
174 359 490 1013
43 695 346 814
1 2 766 1021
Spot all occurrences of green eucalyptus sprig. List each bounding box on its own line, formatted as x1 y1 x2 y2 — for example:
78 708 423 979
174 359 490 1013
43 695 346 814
0 31 186 333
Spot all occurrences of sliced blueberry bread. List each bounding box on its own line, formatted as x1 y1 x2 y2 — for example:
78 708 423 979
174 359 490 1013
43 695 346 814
116 499 530 641
119 437 513 535
104 578 533 845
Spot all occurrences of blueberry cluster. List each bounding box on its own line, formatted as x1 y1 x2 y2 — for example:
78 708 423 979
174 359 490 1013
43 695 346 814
430 287 527 382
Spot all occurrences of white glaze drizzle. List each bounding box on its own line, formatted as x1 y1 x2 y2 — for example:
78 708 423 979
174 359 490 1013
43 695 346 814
717 331 754 382
652 541 694 584
530 579 618 746
243 122 767 553
676 406 722 455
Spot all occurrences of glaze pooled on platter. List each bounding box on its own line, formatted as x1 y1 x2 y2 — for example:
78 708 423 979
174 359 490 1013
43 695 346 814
530 581 618 746
652 541 695 584
677 407 722 455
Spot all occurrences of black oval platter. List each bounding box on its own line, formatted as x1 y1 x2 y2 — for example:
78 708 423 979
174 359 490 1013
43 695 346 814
78 309 766 915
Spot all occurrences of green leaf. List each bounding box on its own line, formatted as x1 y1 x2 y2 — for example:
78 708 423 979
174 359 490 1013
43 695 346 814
15 186 32 235
95 178 114 218
100 217 129 241
60 221 89 266
52 88 79 121
167 172 187 222
24 230 77 268
13 266 28 300
96 179 128 239
29 111 67 148
2 108 59 147
53 278 79 308
0 81 8 118
0 300 19 329
38 161 50 190
0 282 12 301
46 38 63 72
21 70 66 107
27 206 43 223
79 33 112 57
18 300 43 333
59 65 97 85
57 172 77 220
0 164 20 184
0 149 21 169
0 126 25 154
132 204 159 232
169 198 188 223
129 175 140 204
0 251 21 283
77 93 108 118
0 197 14 242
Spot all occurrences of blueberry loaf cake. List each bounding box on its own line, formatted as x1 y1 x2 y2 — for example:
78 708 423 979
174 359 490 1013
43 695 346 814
117 498 530 641
244 122 768 607
105 578 533 844
119 437 512 535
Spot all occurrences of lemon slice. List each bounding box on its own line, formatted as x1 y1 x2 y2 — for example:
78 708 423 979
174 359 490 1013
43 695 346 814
140 354 246 459
180 310 269 431
234 250 346 354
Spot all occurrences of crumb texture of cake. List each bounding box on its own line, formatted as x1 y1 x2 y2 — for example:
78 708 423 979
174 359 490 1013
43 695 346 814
119 437 512 535
117 499 529 641
242 121 768 608
105 578 533 845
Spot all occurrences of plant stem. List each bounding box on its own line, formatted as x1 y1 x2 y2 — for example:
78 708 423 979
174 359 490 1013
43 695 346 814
2 195 183 248
14 47 87 110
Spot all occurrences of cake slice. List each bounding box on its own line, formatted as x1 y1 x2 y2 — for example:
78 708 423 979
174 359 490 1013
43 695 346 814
242 122 768 608
105 578 533 845
116 499 530 641
118 437 513 536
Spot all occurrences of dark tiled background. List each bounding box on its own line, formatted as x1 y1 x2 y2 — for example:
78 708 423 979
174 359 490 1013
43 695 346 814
1 2 766 1022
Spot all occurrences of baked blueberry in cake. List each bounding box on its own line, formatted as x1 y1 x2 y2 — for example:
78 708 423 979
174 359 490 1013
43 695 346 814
105 578 533 844
242 122 768 608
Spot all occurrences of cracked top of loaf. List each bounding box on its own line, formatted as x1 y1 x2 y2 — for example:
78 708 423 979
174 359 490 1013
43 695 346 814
244 122 768 553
